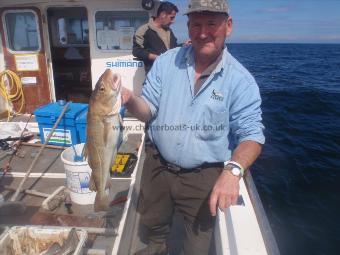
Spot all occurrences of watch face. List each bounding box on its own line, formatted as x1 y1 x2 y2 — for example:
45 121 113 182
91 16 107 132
231 167 241 176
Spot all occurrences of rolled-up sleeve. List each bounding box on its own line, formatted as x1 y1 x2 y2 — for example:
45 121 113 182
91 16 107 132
229 81 265 145
141 57 163 118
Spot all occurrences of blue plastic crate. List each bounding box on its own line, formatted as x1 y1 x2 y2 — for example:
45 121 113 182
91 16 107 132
34 102 88 146
75 109 87 144
75 106 126 144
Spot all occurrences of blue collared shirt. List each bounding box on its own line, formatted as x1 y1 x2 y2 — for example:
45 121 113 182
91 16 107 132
141 45 265 169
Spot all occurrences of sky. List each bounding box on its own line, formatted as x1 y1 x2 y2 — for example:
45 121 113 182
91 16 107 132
169 0 340 44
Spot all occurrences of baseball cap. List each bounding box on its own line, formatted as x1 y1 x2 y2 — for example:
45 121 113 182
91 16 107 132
184 0 229 15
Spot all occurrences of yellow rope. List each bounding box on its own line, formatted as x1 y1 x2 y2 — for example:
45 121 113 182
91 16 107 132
0 70 25 121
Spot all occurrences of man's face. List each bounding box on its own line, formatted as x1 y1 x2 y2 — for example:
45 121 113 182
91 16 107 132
188 12 232 59
160 10 177 28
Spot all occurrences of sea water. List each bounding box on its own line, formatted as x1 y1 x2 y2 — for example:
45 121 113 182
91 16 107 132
228 43 340 255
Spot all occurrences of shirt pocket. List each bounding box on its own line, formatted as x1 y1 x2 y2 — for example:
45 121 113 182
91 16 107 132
195 107 228 140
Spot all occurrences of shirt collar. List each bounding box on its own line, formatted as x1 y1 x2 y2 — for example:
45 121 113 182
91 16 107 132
148 19 169 32
184 44 228 75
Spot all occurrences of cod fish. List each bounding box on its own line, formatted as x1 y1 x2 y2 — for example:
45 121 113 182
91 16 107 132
86 69 122 212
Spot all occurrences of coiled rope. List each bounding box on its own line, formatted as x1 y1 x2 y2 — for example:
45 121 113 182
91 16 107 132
0 70 25 121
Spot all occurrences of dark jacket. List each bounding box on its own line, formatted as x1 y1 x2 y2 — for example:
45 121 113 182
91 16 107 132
133 23 177 73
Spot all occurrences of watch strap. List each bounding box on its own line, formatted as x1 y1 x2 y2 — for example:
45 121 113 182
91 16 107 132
224 160 245 176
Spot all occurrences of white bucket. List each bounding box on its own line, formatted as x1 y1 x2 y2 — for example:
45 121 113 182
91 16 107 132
61 143 96 205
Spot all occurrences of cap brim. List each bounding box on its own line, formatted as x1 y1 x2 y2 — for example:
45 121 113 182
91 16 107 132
183 8 228 15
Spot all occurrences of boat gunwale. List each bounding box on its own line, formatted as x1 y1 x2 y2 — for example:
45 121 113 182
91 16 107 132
244 171 281 255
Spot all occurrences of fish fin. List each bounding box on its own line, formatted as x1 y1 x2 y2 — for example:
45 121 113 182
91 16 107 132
83 143 88 160
119 114 123 126
105 177 112 190
94 192 111 212
110 149 118 170
89 174 97 191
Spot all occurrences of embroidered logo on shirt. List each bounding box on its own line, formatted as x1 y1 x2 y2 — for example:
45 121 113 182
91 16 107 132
211 89 224 101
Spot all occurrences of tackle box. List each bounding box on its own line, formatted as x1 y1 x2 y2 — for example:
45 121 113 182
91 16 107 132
75 109 87 144
34 102 88 146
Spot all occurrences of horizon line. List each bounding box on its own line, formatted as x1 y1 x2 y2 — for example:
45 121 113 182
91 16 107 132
177 41 340 45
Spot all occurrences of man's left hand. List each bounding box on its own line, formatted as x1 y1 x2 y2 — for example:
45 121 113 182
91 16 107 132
209 170 240 216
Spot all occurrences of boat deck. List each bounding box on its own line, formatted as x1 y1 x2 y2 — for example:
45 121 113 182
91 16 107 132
0 117 279 255
0 132 143 254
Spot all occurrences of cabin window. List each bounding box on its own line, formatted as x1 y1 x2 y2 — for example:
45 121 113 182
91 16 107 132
3 11 40 52
95 11 148 50
56 18 89 46
47 7 88 47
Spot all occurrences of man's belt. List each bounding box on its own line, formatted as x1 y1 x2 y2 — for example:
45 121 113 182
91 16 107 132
147 142 223 173
158 152 223 174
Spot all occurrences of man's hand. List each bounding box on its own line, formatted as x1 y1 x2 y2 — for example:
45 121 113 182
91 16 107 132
208 140 262 216
209 170 240 216
121 86 152 122
121 87 133 105
183 39 192 46
148 53 158 61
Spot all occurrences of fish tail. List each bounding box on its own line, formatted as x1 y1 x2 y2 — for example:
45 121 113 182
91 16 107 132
94 192 110 212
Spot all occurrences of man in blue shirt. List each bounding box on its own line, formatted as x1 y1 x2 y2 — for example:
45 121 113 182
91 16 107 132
123 0 265 254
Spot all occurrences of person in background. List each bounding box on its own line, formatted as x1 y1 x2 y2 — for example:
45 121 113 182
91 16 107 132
124 0 265 254
133 1 178 73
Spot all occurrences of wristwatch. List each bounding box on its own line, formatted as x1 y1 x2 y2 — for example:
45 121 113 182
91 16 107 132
223 161 244 177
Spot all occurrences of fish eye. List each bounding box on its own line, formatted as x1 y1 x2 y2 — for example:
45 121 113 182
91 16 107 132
99 86 105 91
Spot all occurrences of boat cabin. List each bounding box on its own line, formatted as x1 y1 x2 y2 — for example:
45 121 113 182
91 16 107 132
0 0 151 113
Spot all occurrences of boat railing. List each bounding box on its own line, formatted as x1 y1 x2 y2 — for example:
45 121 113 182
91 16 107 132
214 170 280 255
244 171 281 255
